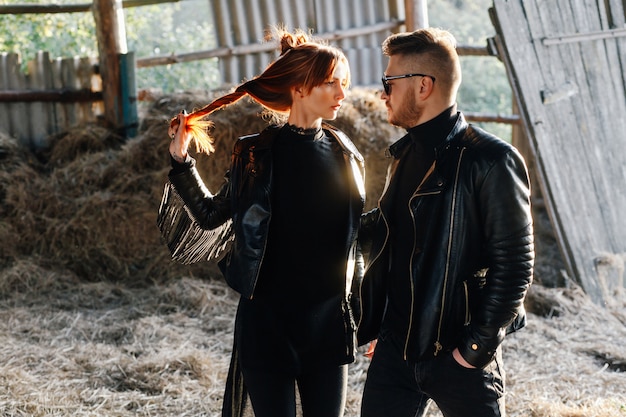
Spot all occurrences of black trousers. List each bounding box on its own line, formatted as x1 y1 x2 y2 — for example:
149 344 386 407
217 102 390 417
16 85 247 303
241 362 348 417
361 329 506 417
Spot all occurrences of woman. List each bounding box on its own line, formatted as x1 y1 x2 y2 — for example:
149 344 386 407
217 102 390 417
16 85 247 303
159 27 365 417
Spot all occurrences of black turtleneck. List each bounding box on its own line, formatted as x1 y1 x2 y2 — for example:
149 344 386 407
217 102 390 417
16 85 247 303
384 105 459 336
237 123 353 374
256 123 351 305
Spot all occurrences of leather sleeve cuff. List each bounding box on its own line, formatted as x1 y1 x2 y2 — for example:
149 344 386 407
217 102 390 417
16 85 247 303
169 154 194 174
458 325 505 369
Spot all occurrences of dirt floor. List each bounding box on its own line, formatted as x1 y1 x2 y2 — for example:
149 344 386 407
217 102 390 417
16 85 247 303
0 89 624 416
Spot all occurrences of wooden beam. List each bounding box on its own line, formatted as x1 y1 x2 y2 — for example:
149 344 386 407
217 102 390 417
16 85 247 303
404 0 429 31
92 0 127 131
542 27 626 45
137 42 491 69
463 112 521 124
136 21 405 67
0 0 180 15
0 89 102 102
456 45 492 56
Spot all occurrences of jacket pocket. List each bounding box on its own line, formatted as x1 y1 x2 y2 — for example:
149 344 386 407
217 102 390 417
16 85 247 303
452 280 471 327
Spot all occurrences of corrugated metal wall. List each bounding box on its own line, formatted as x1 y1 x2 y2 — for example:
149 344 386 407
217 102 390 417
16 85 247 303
210 0 405 86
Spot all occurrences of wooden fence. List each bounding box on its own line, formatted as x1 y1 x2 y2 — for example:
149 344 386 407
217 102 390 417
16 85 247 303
0 51 102 148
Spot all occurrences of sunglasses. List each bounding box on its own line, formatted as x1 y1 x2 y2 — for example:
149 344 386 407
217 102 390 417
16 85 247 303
381 73 436 95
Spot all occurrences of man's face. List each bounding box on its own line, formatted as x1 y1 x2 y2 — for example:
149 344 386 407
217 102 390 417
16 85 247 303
381 55 424 129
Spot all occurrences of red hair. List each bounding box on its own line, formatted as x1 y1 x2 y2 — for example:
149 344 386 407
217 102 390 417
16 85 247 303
170 27 350 154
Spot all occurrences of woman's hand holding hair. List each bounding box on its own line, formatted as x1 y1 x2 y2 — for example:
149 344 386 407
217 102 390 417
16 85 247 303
167 105 219 156
168 110 192 163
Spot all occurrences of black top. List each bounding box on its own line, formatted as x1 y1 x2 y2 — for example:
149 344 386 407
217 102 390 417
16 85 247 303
384 105 459 337
237 124 352 375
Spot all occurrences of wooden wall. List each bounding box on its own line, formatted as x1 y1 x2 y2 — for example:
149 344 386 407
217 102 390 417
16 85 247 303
491 0 626 306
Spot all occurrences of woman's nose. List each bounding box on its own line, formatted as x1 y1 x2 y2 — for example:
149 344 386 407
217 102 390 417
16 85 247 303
336 84 346 99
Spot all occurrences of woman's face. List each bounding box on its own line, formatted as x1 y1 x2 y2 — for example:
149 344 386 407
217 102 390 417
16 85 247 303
296 60 349 123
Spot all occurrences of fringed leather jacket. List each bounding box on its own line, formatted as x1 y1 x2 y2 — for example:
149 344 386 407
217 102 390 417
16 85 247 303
357 113 534 369
159 123 366 417
164 123 366 301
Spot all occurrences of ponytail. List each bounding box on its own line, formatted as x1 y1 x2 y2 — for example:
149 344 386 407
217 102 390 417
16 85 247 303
168 89 247 154
169 26 349 155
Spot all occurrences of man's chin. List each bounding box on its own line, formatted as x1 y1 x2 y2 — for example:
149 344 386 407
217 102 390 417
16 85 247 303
388 116 401 127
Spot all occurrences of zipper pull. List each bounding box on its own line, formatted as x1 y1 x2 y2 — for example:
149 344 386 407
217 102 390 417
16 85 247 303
434 341 442 356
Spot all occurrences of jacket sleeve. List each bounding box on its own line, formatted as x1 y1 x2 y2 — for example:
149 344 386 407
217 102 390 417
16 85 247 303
358 207 380 253
459 148 534 368
168 157 232 229
156 157 233 264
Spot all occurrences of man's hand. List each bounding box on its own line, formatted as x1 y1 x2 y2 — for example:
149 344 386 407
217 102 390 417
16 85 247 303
453 348 477 368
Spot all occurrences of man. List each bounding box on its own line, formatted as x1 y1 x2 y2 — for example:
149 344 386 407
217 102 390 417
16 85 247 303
357 27 534 417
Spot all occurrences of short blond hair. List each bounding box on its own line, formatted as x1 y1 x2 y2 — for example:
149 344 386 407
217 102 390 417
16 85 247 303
382 27 461 95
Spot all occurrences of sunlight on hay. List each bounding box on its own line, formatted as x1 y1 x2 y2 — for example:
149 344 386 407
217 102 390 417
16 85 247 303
41 124 126 168
529 399 626 417
0 89 625 416
0 275 239 416
502 285 626 417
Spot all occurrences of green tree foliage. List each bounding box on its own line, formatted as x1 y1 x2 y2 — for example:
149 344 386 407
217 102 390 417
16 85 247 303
0 1 98 62
0 0 218 93
429 0 513 140
123 0 219 93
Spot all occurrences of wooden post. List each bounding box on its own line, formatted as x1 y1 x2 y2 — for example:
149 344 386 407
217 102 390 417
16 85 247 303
119 52 138 137
92 0 130 134
405 0 429 31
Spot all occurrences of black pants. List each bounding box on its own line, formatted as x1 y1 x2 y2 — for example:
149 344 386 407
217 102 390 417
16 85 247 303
361 329 506 417
242 363 348 417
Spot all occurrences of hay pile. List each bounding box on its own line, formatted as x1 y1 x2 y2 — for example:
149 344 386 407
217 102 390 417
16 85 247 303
0 88 624 416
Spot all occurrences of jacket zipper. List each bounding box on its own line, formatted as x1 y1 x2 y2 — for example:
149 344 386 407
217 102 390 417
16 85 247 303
402 161 440 360
433 148 465 356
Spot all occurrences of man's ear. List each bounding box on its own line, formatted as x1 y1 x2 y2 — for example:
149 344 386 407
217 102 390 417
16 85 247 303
418 77 435 99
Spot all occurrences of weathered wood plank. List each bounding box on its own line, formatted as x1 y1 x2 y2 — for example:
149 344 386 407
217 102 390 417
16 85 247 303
27 51 54 148
54 57 73 130
0 54 13 136
0 52 103 146
491 0 626 305
1 53 31 144
606 0 625 26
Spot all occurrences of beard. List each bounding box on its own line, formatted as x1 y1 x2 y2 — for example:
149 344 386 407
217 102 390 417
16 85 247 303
387 86 422 129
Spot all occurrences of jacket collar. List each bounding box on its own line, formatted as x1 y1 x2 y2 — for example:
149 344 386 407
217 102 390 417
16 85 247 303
387 111 468 159
322 122 364 162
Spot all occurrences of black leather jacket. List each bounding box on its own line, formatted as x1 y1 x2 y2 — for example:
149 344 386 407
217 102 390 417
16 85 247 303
168 123 366 301
357 113 534 368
